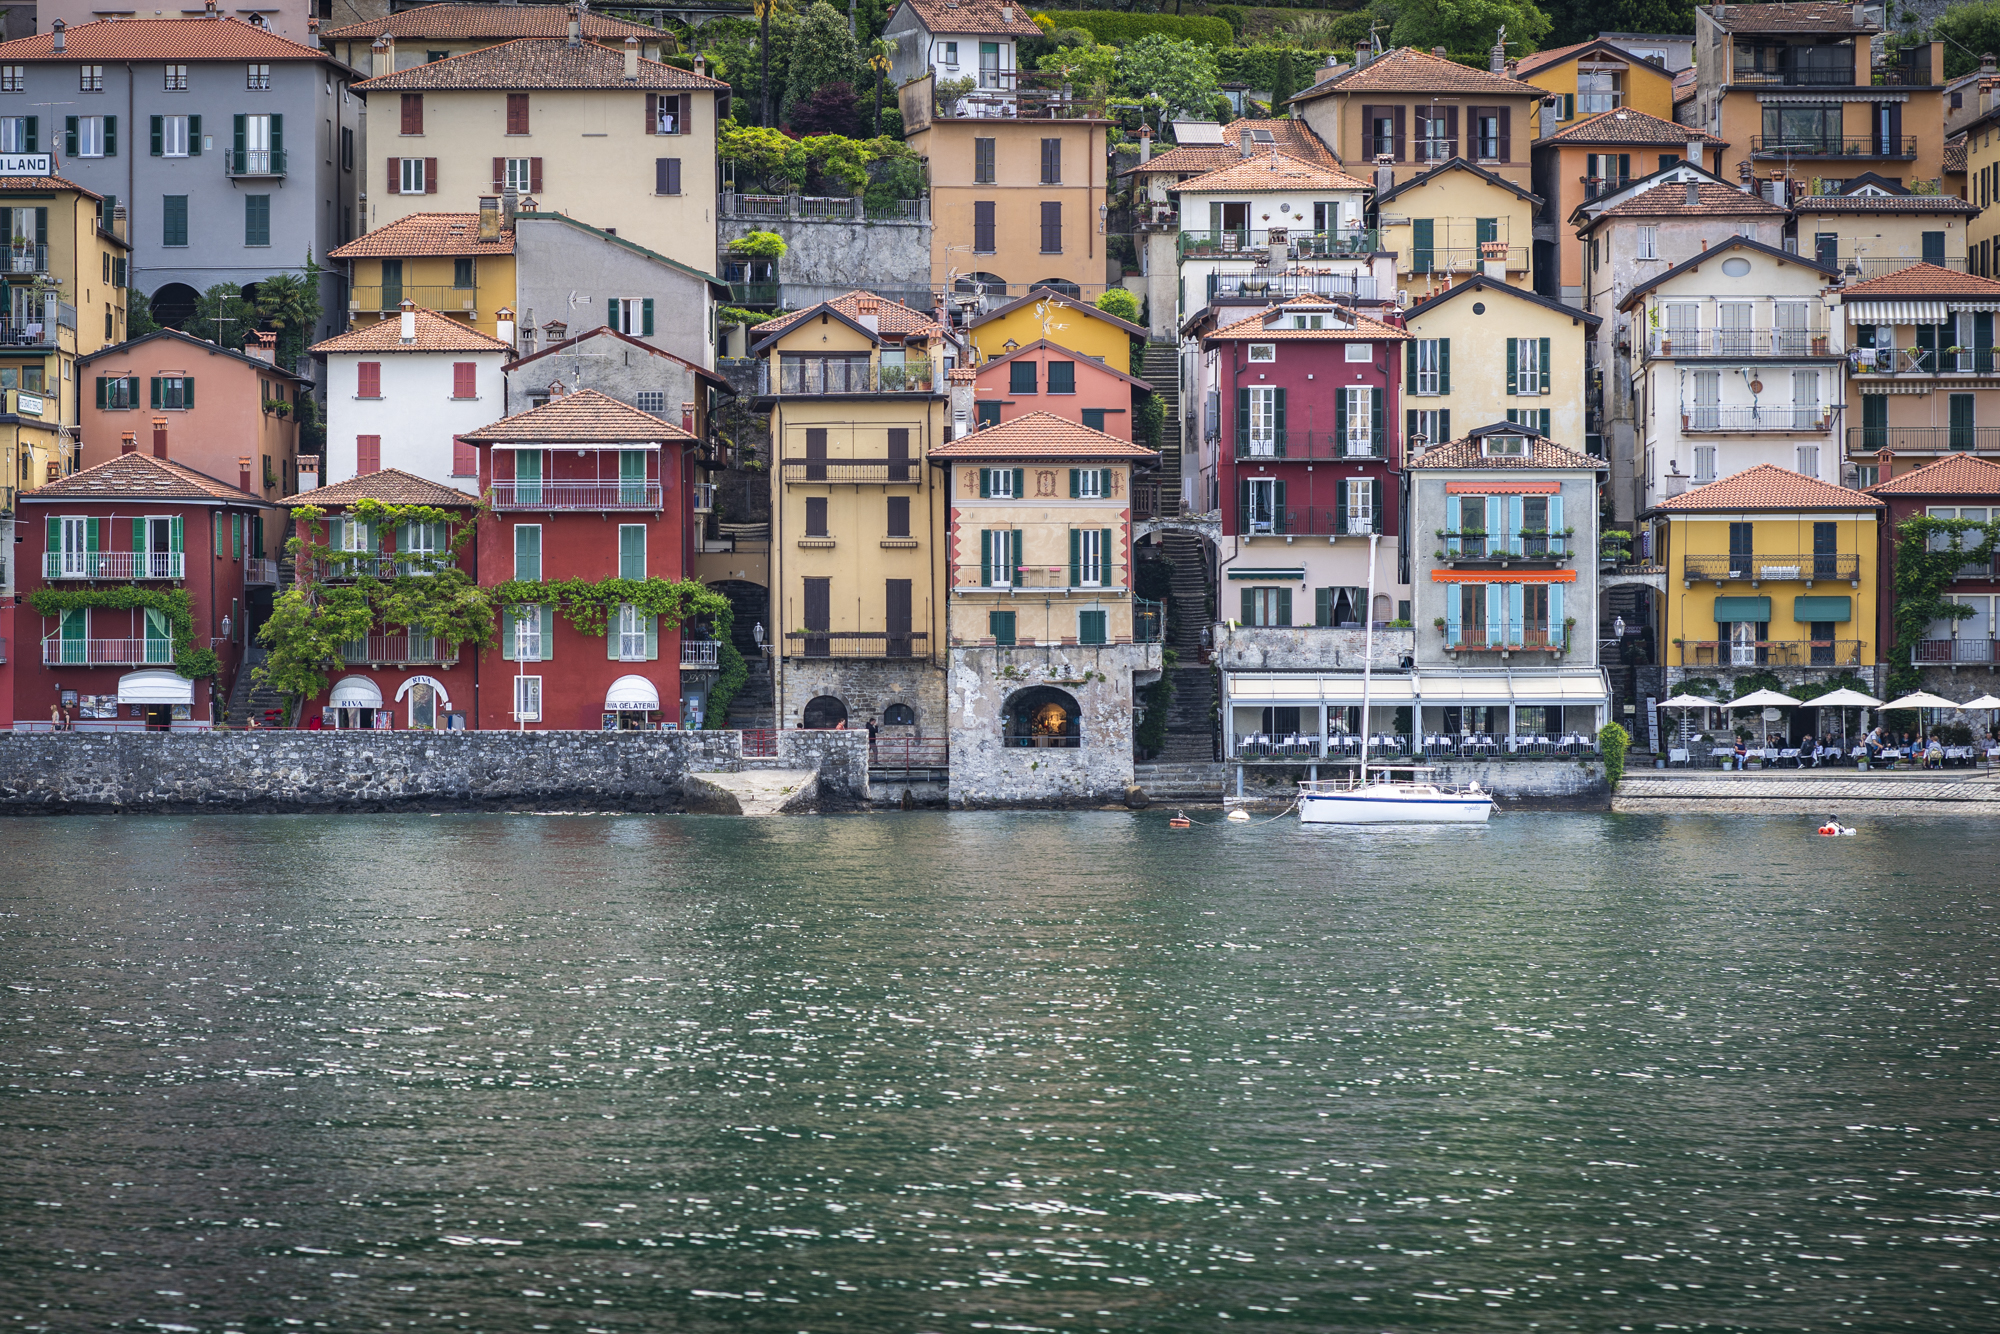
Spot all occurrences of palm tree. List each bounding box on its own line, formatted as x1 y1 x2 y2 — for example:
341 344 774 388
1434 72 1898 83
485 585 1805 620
253 261 323 366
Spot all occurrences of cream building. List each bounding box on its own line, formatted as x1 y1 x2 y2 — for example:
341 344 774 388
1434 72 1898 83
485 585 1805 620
1400 277 1601 455
1372 159 1540 303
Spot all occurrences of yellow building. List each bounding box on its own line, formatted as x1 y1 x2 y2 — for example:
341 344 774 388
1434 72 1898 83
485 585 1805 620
1949 107 2000 277
754 290 956 735
899 74 1112 306
1513 37 1680 130
328 211 517 339
964 286 1145 368
1647 464 1884 693
1373 159 1540 300
352 36 728 277
324 5 672 72
1400 276 1601 452
1 172 128 531
1792 177 1977 280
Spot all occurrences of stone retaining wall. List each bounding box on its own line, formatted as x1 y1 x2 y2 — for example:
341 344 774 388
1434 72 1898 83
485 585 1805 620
1227 759 1610 808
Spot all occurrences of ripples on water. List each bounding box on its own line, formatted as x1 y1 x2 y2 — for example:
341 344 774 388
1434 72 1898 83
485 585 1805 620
1 812 1997 1331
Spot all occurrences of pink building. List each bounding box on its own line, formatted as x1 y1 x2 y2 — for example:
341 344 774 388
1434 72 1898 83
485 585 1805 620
969 338 1151 439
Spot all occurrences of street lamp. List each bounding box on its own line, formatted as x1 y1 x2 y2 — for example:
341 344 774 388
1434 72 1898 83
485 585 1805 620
753 621 765 654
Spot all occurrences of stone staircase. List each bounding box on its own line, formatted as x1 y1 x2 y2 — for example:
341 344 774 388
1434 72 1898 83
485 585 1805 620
1162 531 1208 655
224 649 295 728
1141 342 1181 514
717 581 775 730
1155 664 1218 763
1133 760 1229 801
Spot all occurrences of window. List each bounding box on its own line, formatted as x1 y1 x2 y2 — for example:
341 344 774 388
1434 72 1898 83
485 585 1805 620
244 194 270 246
1368 110 1396 158
976 401 1002 428
1242 586 1291 626
1343 385 1374 456
1413 339 1443 396
1241 476 1280 532
1078 609 1108 645
1482 433 1529 457
980 467 1019 498
648 93 686 134
636 390 667 414
152 114 192 157
1074 467 1104 499
356 362 381 398
616 604 650 660
451 362 477 399
1246 385 1277 455
1040 137 1061 184
1795 444 1821 478
1247 343 1275 363
988 610 1015 645
1507 337 1549 395
1637 225 1658 260
886 495 910 538
1472 111 1501 159
1693 444 1717 484
1792 368 1821 430
512 671 543 720
164 64 187 91
618 524 646 580
500 156 534 192
943 41 960 66
1 67 22 93
399 157 426 194
151 376 192 409
981 528 1019 586
973 200 995 253
513 524 542 581
1505 408 1551 435
71 115 114 157
506 92 530 135
1074 528 1105 588
1853 464 1878 488
1040 200 1061 254
655 158 681 195
95 375 139 409
1008 359 1037 394
605 297 655 337
0 116 33 151
340 125 353 171
355 435 381 473
400 93 423 135
1344 342 1372 363
80 66 104 92
247 63 271 90
453 256 474 288
804 496 828 537
1409 408 1449 451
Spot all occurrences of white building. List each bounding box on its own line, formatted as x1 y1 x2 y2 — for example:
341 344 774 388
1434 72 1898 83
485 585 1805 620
884 0 1032 99
311 304 514 488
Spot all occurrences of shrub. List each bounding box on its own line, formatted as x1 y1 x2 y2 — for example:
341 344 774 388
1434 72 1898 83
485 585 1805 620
1598 721 1630 788
1094 287 1140 322
1039 12 1235 48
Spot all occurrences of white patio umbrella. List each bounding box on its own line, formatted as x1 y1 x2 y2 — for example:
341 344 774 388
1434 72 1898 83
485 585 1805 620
1806 686 1884 748
1659 693 1716 746
1728 688 1801 748
1962 695 2000 746
1882 691 1961 746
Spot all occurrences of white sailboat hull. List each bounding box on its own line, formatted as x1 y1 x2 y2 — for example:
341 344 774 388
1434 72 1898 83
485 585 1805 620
1299 785 1495 825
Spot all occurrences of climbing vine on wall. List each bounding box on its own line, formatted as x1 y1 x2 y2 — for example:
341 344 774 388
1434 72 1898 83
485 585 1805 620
28 585 220 680
1887 514 2000 699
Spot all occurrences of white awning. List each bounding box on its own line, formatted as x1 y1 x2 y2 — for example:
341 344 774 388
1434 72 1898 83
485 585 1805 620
117 669 193 705
605 674 660 711
1227 675 1416 707
1946 302 2000 313
1845 301 1947 324
486 441 661 451
1416 669 1610 706
329 675 384 708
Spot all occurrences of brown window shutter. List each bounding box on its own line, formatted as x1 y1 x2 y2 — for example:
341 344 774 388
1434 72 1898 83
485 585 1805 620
425 157 437 193
1497 107 1511 162
679 94 691 135
507 92 528 135
1444 106 1459 156
1393 105 1406 162
492 156 504 191
529 157 542 192
1359 103 1376 154
386 156 399 194
401 93 422 135
645 93 657 133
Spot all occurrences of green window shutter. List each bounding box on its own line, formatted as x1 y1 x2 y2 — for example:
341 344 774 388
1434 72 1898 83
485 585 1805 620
104 115 116 156
619 524 645 580
980 528 992 585
540 605 556 661
23 117 34 151
233 113 245 158
45 514 58 552
1276 588 1292 626
608 607 622 659
500 607 516 661
214 513 225 558
1100 528 1113 586
1439 409 1450 443
1100 468 1111 497
1506 339 1518 394
647 616 659 660
1371 478 1384 532
1012 531 1023 582
1335 385 1347 440
1406 340 1417 382
95 377 107 409
1241 588 1255 624
188 114 200 155
1406 408 1417 449
150 115 163 156
1236 386 1249 442
1411 217 1433 272
1370 390 1383 452
1272 387 1286 443
642 299 655 336
269 114 282 155
85 518 99 552
170 515 182 553
132 517 146 553
183 378 193 408
232 513 242 560
64 116 77 156
1539 337 1551 393
1068 468 1079 498
1069 527 1081 586
1334 478 1349 534
607 298 620 330
149 376 161 409
1316 587 1333 626
1476 217 1497 246
1439 339 1450 394
979 467 991 498
990 610 1015 645
1273 478 1286 524
1539 409 1550 435
1012 467 1023 498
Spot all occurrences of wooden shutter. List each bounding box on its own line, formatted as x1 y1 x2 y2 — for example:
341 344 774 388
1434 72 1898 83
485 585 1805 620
885 580 912 636
357 362 380 397
1371 478 1384 533
1439 338 1450 394
805 426 827 481
644 93 658 133
453 363 476 398
424 158 437 194
150 115 162 155
979 467 991 498
186 114 199 155
452 436 476 476
678 94 691 135
401 94 423 135
1370 388 1383 453
1068 467 1079 498
1316 587 1333 626
1496 106 1511 162
1443 106 1459 157
1040 200 1061 253
386 157 400 194
1538 337 1551 394
529 158 542 192
1505 339 1518 394
1273 387 1287 449
886 427 909 481
980 529 992 586
507 93 529 135
1393 105 1406 161
1099 528 1114 586
1012 467 1024 499
356 435 381 473
64 115 76 156
641 298 655 336
656 158 680 194
492 156 505 191
1068 528 1082 587
1240 588 1256 624
803 577 830 632
973 200 995 252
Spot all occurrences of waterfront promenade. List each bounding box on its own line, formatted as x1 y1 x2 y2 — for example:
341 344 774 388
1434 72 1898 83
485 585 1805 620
1614 765 2000 814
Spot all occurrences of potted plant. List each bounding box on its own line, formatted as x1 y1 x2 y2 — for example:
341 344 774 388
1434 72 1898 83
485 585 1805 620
1433 616 1447 631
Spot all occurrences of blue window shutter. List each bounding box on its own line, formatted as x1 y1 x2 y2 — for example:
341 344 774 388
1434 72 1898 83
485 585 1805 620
1508 496 1524 553
1548 584 1563 641
1446 584 1461 643
1508 584 1524 643
1482 584 1501 646
1549 494 1563 551
1486 496 1504 543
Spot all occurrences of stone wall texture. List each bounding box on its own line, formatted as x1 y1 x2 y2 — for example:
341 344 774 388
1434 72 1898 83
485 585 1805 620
779 659 949 739
775 730 871 804
1219 626 1415 671
947 644 1150 807
725 215 933 310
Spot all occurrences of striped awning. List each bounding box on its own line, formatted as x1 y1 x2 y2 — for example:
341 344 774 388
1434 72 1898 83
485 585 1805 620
1845 301 1947 324
1430 569 1577 583
1444 480 1559 494
1946 302 2000 313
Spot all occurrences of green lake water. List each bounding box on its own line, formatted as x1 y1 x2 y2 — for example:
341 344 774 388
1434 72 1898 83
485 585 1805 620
1 811 1996 1331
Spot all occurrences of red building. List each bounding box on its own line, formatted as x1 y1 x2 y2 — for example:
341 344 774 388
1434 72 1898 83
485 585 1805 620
462 388 704 730
11 453 278 730
1868 453 2000 679
283 470 483 730
969 339 1152 439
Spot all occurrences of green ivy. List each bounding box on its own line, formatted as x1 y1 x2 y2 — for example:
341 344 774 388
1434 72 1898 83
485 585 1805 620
27 585 219 680
704 640 749 728
1887 513 2000 698
487 577 730 639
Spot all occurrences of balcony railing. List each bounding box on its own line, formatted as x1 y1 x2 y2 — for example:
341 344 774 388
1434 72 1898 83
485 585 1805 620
1180 228 1379 259
1833 254 1967 278
1678 639 1865 667
489 480 662 511
728 282 780 306
692 482 716 513
43 551 185 581
1236 732 1603 761
1854 348 1999 376
348 284 480 315
1233 432 1386 461
226 147 287 177
1683 553 1860 582
1750 135 1917 158
1913 638 1998 664
1647 329 1833 358
1682 406 1833 432
41 636 175 666
1579 175 1633 201
1439 532 1573 559
1238 505 1382 537
1211 272 1378 303
784 630 930 659
681 638 721 670
243 557 278 586
778 458 921 485
952 564 1129 593
1731 62 1856 87
1441 629 1570 653
0 315 61 347
5 243 46 274
757 361 935 396
339 634 450 666
927 69 1102 121
1406 245 1527 275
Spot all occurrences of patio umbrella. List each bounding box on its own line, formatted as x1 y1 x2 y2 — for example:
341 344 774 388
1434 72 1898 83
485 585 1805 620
1962 694 2000 746
1659 693 1716 747
1806 686 1884 748
1881 691 1961 746
1728 688 1801 748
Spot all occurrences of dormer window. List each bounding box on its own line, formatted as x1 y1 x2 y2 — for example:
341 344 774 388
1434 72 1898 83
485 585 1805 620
1293 315 1325 330
1248 343 1276 362
1483 435 1529 458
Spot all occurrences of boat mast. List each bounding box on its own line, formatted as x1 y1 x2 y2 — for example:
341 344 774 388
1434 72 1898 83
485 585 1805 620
1360 531 1377 786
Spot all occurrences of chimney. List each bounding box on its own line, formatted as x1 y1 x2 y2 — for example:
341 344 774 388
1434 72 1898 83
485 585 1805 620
1238 128 1254 158
296 455 319 491
1686 179 1700 206
399 298 417 344
204 0 215 14
496 306 516 346
245 330 276 364
568 3 582 47
1491 38 1506 73
502 187 518 231
1375 157 1395 195
372 35 393 79
680 401 695 434
693 54 705 79
1138 125 1153 162
50 19 63 53
546 379 568 398
239 456 253 492
1851 2 1866 25
152 418 168 459
1985 53 1997 76
120 431 136 455
479 195 502 242
624 36 639 81
1739 158 1756 192
1687 139 1706 171
1433 46 1447 58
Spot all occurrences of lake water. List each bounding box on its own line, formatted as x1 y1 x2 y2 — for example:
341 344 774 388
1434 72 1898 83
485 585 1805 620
2 811 1997 1332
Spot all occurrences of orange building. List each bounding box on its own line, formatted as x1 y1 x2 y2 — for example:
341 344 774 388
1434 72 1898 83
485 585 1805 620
968 339 1150 438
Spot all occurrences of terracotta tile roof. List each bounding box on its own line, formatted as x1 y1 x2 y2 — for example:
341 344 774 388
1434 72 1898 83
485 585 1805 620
1836 262 2000 299
896 0 1039 39
1794 190 1977 215
1868 453 2000 496
1706 3 1879 34
1673 66 1697 101
328 213 515 259
755 290 943 342
928 411 1158 460
1294 46 1546 102
1407 432 1602 470
1169 150 1370 195
946 366 978 383
310 307 514 355
1124 119 1340 176
1511 39 1599 76
1593 179 1786 219
972 338 1151 389
1206 304 1409 344
461 387 696 443
286 469 481 508
25 452 271 505
1944 133 1968 175
1651 463 1882 512
0 17 337 62
354 38 727 91
1548 108 1723 146
0 174 99 198
503 325 730 392
1402 273 1603 327
325 4 663 42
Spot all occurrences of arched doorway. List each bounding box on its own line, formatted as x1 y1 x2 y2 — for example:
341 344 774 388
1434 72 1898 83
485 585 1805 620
149 282 200 330
802 695 847 729
1004 685 1080 747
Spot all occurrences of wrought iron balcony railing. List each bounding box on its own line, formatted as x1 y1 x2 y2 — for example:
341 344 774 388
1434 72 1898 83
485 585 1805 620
1682 406 1833 432
1237 505 1382 537
1750 135 1916 158
1233 432 1386 461
778 458 922 485
681 638 722 670
243 558 279 586
1913 638 1999 664
489 480 662 511
42 636 175 666
951 564 1129 593
1678 639 1865 667
1847 426 2000 455
1647 329 1834 358
226 147 287 177
339 634 451 666
784 630 930 659
1683 553 1859 582
44 551 185 581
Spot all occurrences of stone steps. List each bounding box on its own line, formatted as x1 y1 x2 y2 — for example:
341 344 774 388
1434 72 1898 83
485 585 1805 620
1133 761 1229 800
1154 664 1217 763
1141 343 1181 513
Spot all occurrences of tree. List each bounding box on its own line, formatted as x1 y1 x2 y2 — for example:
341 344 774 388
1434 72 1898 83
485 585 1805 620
719 122 806 193
125 290 160 339
1116 34 1220 119
1039 38 1120 103
185 283 257 348
1269 47 1297 116
1538 0 1694 50
1095 287 1140 323
1385 0 1552 58
1933 1 2000 80
866 37 893 137
790 79 861 135
781 1 861 126
253 257 324 366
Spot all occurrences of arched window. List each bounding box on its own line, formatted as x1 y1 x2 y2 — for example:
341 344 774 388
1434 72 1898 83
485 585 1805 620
148 282 202 330
882 703 916 726
802 695 848 729
1003 686 1080 748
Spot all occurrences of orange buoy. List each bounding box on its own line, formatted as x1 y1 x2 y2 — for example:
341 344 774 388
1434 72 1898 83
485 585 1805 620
1169 812 1192 829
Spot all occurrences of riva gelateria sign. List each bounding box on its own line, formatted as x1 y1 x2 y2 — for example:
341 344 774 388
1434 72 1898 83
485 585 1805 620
0 154 53 175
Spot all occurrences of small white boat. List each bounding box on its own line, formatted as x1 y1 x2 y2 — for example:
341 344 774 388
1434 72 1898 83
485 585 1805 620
1299 769 1495 825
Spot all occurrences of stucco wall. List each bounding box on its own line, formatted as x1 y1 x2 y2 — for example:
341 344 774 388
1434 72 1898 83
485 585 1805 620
511 214 718 373
1218 625 1413 670
323 349 505 486
501 331 712 421
722 214 931 313
947 643 1147 806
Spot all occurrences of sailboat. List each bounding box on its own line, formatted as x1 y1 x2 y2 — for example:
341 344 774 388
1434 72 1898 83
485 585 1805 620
1298 533 1496 825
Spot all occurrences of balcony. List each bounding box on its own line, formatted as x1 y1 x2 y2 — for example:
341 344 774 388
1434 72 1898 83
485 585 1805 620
951 564 1129 594
348 285 480 316
692 482 716 513
1406 244 1527 275
5 243 46 274
43 551 185 581
1211 272 1378 303
681 638 721 670
1238 505 1382 537
1750 135 1917 159
1579 175 1632 202
1438 532 1574 561
778 457 922 485
339 634 452 666
1853 348 2000 376
489 480 662 511
1233 432 1386 461
1682 553 1860 584
243 557 279 586
1913 638 1999 664
1682 405 1834 433
1180 228 1379 259
784 630 930 659
728 282 780 307
1677 638 1864 668
41 636 175 666
756 360 935 396
1731 62 1856 87
1846 426 2000 455
0 311 70 347
1831 254 1967 279
915 67 1102 121
225 147 287 177
1646 329 1833 359
1441 628 1571 655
